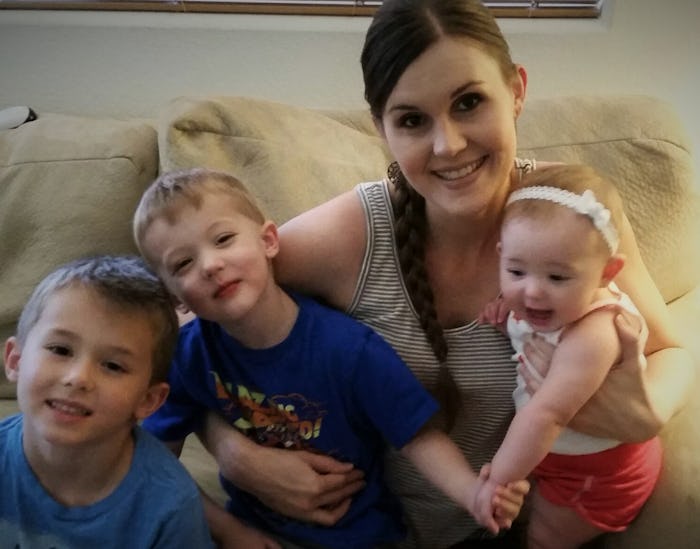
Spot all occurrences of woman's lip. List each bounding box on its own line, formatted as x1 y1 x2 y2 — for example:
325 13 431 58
433 155 487 180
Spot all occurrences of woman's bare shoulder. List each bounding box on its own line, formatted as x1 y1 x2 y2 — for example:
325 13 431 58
275 189 368 309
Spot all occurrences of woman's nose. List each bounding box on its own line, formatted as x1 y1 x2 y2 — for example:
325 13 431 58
433 117 467 157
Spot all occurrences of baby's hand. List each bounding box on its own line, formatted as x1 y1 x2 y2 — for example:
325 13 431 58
492 478 530 529
471 465 530 534
478 294 509 328
472 477 501 535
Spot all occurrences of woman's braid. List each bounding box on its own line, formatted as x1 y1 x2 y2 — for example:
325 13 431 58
390 164 461 430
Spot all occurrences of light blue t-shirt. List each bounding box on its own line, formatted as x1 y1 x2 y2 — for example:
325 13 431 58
0 414 213 549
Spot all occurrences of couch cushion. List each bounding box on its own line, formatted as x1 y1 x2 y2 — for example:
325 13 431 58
159 96 391 225
517 95 700 305
0 114 158 397
160 95 699 306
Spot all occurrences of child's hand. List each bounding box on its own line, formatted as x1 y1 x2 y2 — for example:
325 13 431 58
492 478 530 530
471 476 501 535
470 465 530 534
478 294 509 328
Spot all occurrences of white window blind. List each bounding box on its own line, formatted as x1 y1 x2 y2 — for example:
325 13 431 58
0 0 605 17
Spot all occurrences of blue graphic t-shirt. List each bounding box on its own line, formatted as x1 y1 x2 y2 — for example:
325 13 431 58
143 293 438 549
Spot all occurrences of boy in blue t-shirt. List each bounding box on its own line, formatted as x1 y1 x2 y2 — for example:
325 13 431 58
0 255 213 548
134 168 529 549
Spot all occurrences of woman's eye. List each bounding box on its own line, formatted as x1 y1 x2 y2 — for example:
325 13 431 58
456 93 482 112
398 113 424 129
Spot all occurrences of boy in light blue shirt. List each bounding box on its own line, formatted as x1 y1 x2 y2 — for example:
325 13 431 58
0 255 214 548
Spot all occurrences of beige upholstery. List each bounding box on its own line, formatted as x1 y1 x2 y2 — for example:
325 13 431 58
0 94 698 547
0 114 158 397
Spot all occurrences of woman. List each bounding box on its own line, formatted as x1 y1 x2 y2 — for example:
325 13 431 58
202 1 694 547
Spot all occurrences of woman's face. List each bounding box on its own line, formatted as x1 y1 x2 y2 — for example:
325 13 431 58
377 37 525 218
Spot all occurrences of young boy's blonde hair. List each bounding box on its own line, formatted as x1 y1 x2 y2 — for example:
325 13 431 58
505 164 626 257
133 168 267 265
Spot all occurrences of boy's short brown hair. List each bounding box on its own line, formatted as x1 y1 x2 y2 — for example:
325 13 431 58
16 255 178 384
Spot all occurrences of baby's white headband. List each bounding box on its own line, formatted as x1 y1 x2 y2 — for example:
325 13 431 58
505 186 619 254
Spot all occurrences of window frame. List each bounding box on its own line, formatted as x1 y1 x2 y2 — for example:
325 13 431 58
0 0 605 18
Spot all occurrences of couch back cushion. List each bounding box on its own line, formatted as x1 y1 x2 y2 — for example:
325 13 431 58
160 94 699 307
0 114 158 397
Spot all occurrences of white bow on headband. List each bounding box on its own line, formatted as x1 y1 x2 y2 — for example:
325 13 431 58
505 186 619 253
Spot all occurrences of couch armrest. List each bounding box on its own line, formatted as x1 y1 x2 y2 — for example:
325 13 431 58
604 286 700 549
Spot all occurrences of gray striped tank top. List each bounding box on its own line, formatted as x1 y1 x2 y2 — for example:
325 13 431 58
349 181 517 549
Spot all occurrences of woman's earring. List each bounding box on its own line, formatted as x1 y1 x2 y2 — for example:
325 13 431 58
387 161 402 186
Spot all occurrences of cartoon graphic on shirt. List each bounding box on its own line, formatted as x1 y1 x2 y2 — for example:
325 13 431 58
211 372 326 450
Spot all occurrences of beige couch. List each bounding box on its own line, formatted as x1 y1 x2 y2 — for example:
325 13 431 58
1 94 698 548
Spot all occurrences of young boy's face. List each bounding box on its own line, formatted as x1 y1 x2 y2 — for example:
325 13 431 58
4 286 167 450
142 193 279 328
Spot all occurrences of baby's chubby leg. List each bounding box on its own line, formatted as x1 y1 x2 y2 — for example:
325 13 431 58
527 489 603 549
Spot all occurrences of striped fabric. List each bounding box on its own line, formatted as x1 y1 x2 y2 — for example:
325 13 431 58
348 181 518 548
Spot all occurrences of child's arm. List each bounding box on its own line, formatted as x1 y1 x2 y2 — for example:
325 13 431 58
200 489 281 549
490 309 622 485
159 436 281 548
400 426 529 534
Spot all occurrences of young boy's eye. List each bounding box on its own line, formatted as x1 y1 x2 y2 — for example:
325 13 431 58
456 93 482 112
549 274 570 282
216 233 234 246
507 268 525 277
171 258 191 275
103 361 126 374
46 344 71 357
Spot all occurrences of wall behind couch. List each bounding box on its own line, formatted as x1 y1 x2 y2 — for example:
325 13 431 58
1 0 698 171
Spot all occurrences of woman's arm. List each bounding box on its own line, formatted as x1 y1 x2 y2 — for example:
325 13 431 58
569 213 695 440
199 412 365 525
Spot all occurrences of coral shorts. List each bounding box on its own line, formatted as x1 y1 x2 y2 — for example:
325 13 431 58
533 437 663 532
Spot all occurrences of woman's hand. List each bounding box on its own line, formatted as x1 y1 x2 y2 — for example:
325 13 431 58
568 310 663 441
519 334 556 393
200 412 365 525
520 307 665 441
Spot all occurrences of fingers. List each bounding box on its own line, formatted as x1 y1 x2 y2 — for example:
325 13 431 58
522 334 554 377
491 480 529 529
304 452 359 475
308 496 353 527
315 474 366 509
517 361 543 395
614 309 642 341
264 538 282 549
